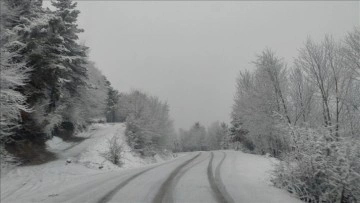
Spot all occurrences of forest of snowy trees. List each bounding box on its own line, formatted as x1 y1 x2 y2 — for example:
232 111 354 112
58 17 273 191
230 29 360 202
0 0 174 160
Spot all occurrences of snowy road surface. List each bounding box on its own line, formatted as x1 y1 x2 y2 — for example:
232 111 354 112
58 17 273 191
2 151 301 203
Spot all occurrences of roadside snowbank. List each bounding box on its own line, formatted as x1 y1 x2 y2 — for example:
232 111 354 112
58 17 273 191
219 150 302 203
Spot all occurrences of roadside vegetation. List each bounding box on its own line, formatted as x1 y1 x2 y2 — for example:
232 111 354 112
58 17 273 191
229 29 360 202
102 136 123 166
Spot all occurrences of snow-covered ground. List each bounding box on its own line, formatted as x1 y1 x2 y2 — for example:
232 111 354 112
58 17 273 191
0 123 173 202
45 123 173 170
217 151 302 203
1 123 300 203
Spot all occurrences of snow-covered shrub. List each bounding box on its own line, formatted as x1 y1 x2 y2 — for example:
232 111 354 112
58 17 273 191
273 124 360 203
101 136 123 166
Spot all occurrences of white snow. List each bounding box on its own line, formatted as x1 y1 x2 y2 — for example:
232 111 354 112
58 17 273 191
0 123 172 202
45 136 72 151
76 123 151 170
218 150 302 203
1 124 300 203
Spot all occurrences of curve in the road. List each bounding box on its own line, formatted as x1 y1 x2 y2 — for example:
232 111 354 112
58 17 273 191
97 166 158 203
97 153 199 203
97 154 200 203
152 152 202 203
207 151 234 203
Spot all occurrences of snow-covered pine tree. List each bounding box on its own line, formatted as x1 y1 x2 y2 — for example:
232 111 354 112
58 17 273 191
0 0 31 140
10 0 89 137
43 0 89 131
50 0 88 98
105 82 120 122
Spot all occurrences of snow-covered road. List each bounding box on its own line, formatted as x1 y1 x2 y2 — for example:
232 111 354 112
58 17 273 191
97 151 301 203
1 124 301 203
2 151 301 203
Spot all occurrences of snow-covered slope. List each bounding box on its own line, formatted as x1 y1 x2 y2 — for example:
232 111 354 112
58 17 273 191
0 123 172 201
45 123 173 170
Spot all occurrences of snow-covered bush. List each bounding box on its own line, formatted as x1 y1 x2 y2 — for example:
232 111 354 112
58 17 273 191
101 136 123 166
272 124 360 203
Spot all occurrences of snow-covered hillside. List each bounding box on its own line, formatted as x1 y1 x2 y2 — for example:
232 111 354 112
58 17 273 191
0 123 174 202
46 123 173 170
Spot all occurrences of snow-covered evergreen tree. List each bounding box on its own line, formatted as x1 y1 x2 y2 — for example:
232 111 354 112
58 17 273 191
0 0 31 140
7 0 90 137
105 84 120 123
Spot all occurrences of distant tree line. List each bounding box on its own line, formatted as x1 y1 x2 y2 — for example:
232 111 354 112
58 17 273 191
174 121 229 152
229 29 360 202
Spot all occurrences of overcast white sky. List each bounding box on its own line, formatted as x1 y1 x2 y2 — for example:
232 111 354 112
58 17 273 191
52 1 359 130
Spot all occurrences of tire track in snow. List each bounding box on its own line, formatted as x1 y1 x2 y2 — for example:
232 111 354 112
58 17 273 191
167 153 209 202
152 152 202 203
215 152 235 203
97 152 200 203
207 151 234 203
